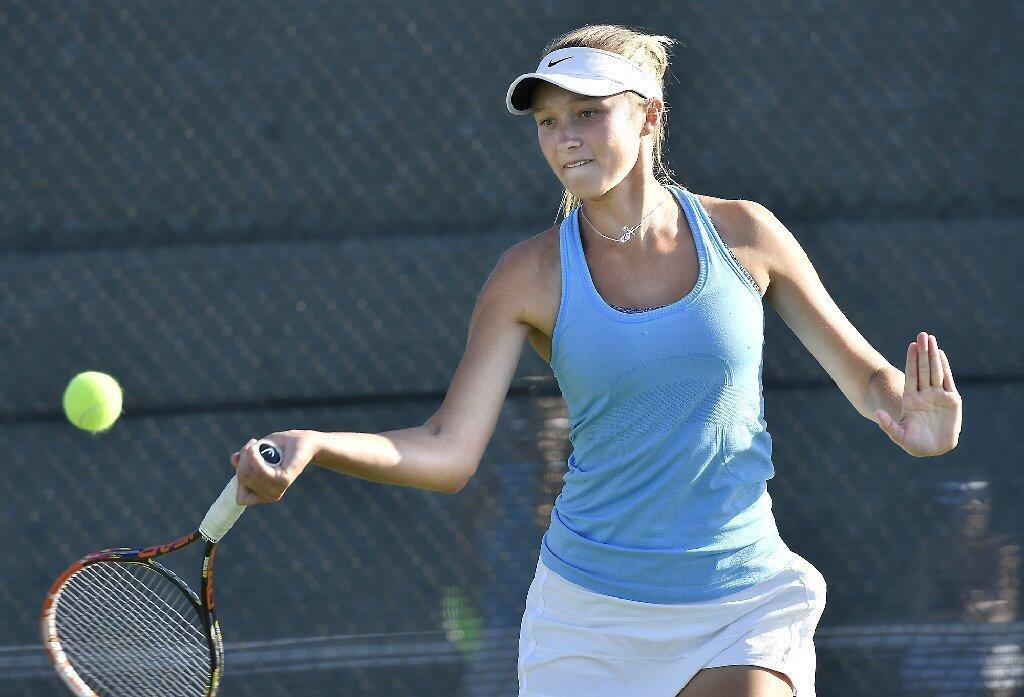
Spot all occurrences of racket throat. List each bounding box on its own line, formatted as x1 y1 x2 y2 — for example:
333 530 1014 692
200 540 225 694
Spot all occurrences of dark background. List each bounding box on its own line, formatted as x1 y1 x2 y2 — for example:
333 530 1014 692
2 2 1021 695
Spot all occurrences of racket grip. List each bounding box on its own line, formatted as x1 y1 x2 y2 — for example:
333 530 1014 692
200 440 283 542
199 475 245 543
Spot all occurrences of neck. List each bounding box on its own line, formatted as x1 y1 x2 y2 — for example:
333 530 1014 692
578 178 677 247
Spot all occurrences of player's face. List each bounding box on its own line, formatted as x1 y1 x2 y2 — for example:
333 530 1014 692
531 83 646 198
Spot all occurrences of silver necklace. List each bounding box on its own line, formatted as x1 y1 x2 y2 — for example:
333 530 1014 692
578 191 668 243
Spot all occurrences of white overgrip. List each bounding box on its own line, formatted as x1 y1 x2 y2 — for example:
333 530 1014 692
199 475 245 543
199 439 283 543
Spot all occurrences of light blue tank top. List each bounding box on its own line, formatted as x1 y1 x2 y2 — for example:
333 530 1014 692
542 184 792 604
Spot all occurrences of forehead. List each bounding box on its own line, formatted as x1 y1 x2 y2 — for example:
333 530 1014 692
530 82 607 111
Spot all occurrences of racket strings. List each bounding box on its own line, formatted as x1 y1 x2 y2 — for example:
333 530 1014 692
68 564 209 673
67 564 207 664
57 569 210 696
53 561 212 696
56 563 210 695
100 561 208 644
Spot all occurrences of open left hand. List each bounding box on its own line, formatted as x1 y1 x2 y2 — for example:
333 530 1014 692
875 332 962 457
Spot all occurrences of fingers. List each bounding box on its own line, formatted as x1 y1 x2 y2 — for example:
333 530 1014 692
905 341 918 393
230 432 307 505
915 332 931 389
232 438 256 504
236 481 261 506
909 332 945 390
231 438 255 470
927 335 942 388
939 347 957 393
235 438 284 504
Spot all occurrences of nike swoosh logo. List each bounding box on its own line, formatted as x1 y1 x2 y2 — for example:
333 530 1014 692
548 56 572 67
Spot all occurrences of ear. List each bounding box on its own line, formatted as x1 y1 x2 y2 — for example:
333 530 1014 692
640 97 662 137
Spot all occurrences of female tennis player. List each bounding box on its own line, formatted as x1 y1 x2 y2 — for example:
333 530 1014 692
230 23 963 697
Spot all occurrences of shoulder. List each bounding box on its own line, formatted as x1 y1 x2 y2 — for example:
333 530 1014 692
694 193 778 248
510 224 560 265
693 193 784 294
502 225 560 287
694 193 794 290
487 225 560 325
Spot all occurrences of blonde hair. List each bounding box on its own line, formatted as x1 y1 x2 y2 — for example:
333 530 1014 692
538 24 684 224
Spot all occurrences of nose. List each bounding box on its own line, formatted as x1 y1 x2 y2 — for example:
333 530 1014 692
546 121 582 147
561 134 582 151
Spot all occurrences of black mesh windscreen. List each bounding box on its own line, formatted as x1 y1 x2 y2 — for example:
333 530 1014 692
3 3 1021 695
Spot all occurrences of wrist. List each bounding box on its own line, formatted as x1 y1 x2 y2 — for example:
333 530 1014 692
865 366 904 421
300 429 325 466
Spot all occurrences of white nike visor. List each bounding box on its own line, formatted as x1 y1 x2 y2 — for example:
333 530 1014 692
506 47 663 116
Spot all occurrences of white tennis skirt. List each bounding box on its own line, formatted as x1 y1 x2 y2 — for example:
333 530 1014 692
517 549 827 697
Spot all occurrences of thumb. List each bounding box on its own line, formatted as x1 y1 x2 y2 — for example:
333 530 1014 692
231 451 240 468
875 410 900 440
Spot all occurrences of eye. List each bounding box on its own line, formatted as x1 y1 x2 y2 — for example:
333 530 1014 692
538 110 596 127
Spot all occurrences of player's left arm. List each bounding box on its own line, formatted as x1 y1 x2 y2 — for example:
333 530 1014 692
729 200 961 456
726 199 892 421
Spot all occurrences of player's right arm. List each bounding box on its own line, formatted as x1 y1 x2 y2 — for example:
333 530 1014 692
423 242 536 490
299 243 535 495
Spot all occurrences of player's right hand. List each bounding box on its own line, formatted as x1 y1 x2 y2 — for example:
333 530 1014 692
230 430 319 505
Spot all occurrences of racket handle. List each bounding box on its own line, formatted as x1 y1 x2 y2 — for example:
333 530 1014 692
199 440 282 542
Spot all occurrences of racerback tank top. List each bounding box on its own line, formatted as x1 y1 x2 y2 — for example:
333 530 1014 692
542 184 792 604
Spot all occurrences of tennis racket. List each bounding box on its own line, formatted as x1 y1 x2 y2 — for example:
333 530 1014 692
40 439 283 696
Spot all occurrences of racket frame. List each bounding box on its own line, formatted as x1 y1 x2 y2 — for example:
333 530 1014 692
41 529 225 697
41 440 281 696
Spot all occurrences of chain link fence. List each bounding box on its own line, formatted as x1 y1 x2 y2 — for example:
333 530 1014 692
2 2 1022 695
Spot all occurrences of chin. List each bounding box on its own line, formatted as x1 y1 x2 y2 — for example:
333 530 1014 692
559 178 602 199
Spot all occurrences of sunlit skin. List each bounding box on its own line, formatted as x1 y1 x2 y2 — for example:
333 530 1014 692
229 83 963 521
224 63 964 697
230 430 317 505
875 331 962 457
535 83 803 696
530 81 679 250
530 85 962 697
531 82 962 461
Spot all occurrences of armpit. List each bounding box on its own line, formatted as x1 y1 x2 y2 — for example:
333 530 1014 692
725 246 764 296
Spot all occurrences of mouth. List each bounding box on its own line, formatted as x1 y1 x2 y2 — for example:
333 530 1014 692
563 159 593 169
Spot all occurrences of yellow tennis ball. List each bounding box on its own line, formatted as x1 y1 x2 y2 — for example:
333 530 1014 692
62 371 123 433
